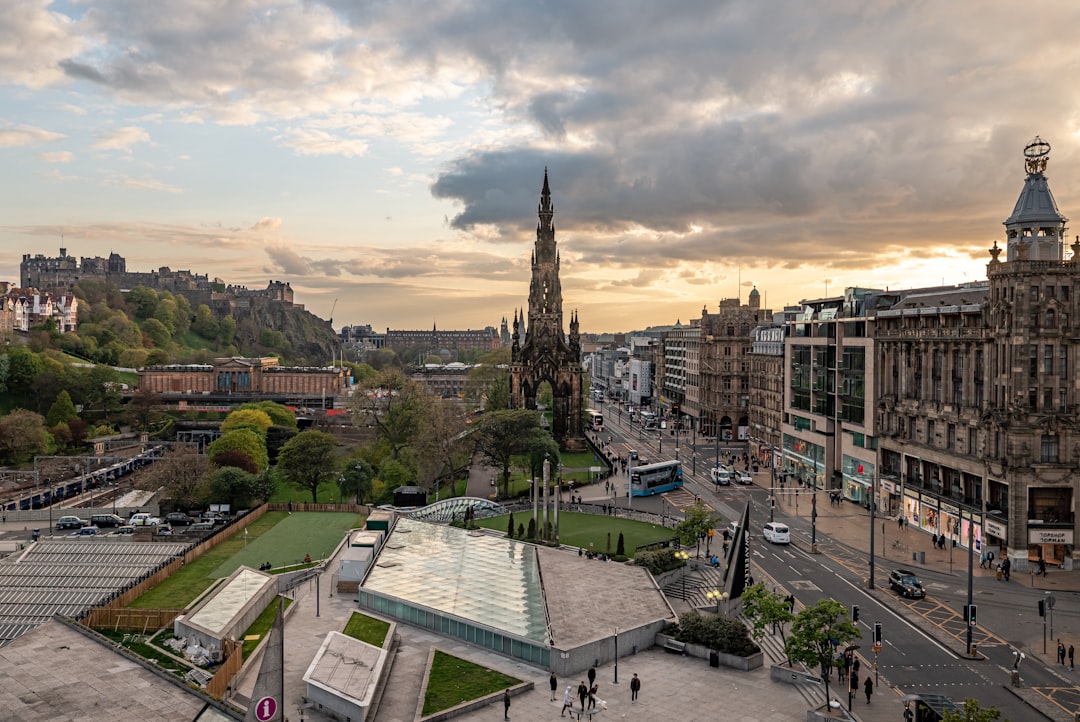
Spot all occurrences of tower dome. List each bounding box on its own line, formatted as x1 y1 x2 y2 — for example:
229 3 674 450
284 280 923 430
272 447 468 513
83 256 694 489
1003 136 1068 262
748 286 760 308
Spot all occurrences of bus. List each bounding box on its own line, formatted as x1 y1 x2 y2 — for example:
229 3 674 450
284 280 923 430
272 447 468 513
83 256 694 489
630 460 683 496
640 411 658 430
587 409 604 431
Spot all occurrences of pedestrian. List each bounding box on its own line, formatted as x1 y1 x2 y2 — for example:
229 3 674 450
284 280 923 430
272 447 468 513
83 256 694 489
931 533 938 548
587 665 596 688
863 675 873 704
1071 645 1076 670
1038 557 1047 577
503 688 511 720
588 683 598 709
786 594 796 613
630 673 641 703
561 686 573 716
904 516 909 528
979 552 987 569
904 703 914 722
549 671 558 701
1058 640 1066 665
897 514 903 531
577 681 588 710
1003 557 1011 581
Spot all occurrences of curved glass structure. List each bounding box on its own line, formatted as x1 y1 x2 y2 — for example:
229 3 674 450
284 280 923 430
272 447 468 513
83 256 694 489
406 497 508 523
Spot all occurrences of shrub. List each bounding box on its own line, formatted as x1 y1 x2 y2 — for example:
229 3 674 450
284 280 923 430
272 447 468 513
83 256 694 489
669 611 759 657
634 547 685 576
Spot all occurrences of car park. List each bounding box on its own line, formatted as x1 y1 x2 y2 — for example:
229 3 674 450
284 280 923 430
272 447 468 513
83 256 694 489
56 516 88 530
889 569 926 599
164 512 193 526
763 522 790 544
91 514 125 528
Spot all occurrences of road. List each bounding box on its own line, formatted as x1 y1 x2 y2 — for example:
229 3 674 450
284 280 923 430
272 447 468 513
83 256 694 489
591 400 1080 720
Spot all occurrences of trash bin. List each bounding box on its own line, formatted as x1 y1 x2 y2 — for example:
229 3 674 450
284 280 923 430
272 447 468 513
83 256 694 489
709 651 720 668
913 551 925 564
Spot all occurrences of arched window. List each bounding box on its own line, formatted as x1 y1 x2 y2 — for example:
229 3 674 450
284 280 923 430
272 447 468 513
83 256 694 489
1046 308 1056 328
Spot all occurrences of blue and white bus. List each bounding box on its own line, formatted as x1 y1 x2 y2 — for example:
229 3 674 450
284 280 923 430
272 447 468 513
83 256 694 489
630 460 683 496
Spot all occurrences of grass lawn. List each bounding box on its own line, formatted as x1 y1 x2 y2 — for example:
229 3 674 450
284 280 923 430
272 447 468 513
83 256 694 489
343 612 390 647
476 511 675 556
128 512 360 609
210 511 363 578
422 650 520 716
241 597 293 658
269 480 344 504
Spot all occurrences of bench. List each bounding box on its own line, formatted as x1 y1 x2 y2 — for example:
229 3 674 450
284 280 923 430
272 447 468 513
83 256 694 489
663 639 687 655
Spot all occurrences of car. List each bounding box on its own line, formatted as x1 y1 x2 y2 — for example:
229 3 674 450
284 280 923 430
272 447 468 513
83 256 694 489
56 515 88 530
76 525 100 537
188 521 216 532
736 471 753 485
110 526 135 536
763 522 790 544
889 569 926 599
129 513 160 526
156 525 174 536
164 512 193 526
711 466 732 486
91 514 125 528
728 520 741 538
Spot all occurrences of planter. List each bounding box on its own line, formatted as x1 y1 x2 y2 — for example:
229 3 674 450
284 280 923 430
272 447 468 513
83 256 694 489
806 700 856 722
655 633 763 671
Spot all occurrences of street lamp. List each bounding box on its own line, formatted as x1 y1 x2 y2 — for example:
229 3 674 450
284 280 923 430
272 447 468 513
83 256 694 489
706 589 729 615
674 550 690 599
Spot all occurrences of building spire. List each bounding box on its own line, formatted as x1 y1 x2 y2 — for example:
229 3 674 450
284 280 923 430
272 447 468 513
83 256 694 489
538 167 554 231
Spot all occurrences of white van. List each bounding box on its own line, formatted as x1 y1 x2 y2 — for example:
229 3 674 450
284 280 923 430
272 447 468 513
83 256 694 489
763 522 790 544
710 466 731 485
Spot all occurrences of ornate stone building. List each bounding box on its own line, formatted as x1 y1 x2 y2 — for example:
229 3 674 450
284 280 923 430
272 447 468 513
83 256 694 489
510 171 584 448
139 356 348 399
877 137 1080 571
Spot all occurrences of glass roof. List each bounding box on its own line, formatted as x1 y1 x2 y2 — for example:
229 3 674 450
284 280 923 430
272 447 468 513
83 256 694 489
187 568 271 634
363 518 548 643
407 497 508 523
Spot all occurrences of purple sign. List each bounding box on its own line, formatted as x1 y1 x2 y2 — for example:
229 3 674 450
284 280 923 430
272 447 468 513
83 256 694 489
254 696 278 721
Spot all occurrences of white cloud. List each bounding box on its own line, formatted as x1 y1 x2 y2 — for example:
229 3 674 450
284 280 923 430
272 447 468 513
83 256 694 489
0 124 64 147
93 126 150 151
38 150 73 162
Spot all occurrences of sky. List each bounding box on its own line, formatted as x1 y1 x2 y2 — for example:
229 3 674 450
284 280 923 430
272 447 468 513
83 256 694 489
4 2 1080 334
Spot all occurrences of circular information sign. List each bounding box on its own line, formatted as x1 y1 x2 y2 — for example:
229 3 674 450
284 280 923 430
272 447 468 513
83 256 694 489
254 696 278 721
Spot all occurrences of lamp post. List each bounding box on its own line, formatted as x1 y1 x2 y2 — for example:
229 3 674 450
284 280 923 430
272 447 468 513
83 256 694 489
675 550 690 599
613 627 619 684
706 589 729 616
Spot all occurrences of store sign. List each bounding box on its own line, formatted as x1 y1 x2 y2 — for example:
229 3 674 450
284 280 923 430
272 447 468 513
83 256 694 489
984 517 1007 539
880 480 895 494
940 502 959 516
1028 528 1074 545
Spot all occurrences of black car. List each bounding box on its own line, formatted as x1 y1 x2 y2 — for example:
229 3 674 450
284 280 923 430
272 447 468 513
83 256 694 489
164 512 193 526
889 569 926 599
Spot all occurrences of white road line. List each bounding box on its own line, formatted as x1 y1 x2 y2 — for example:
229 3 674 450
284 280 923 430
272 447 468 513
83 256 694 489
835 574 958 659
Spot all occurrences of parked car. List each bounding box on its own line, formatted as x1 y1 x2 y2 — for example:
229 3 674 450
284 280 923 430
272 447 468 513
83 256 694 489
156 525 174 536
56 515 88 530
889 569 926 599
129 513 160 526
164 512 193 526
200 512 229 525
76 525 100 537
91 514 126 528
111 526 135 536
188 521 216 532
763 522 791 544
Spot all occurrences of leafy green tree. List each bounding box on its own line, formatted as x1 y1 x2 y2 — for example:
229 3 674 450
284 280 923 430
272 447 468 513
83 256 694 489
785 598 861 706
3 346 45 407
526 431 561 485
45 390 78 427
338 458 375 505
211 449 261 474
192 304 219 340
675 501 723 548
208 428 269 473
137 446 210 510
377 457 414 493
126 286 159 320
208 466 258 510
742 584 796 662
239 401 298 429
0 409 49 464
141 317 172 348
348 368 433 460
941 698 1005 722
276 430 340 504
221 408 273 436
219 315 237 345
471 409 542 499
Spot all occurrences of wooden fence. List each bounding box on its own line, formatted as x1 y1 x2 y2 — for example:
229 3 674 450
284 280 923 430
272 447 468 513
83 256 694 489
206 639 243 699
267 502 368 514
83 607 185 632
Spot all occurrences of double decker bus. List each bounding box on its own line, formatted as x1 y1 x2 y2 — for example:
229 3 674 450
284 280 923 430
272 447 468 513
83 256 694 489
586 409 604 431
629 460 683 496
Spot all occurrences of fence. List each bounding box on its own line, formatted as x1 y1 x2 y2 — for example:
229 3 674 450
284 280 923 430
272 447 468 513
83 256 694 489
267 502 369 514
206 639 243 699
83 607 185 632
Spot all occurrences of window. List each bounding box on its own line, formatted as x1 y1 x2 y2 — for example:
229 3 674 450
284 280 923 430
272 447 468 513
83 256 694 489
947 424 956 450
1046 309 1056 328
1061 347 1068 380
1040 434 1059 463
927 420 936 446
1044 387 1054 411
1031 285 1039 301
1063 285 1070 301
1044 345 1054 375
1030 344 1039 379
1061 387 1068 411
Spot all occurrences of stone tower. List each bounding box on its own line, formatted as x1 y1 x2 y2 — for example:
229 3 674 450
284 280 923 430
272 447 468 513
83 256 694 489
510 170 583 448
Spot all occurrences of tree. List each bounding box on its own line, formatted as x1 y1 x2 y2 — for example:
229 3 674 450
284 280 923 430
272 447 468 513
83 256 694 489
208 466 258 510
211 450 261 474
616 532 625 556
45 390 78 427
137 446 210 510
526 432 561 486
674 501 723 548
507 511 515 538
221 408 273 436
941 698 1005 722
338 458 375 505
348 368 434 460
785 598 861 706
208 428 269 473
239 401 298 429
276 430 340 504
471 409 543 499
411 398 468 496
0 409 49 464
192 304 219 340
464 350 511 410
742 584 795 663
141 317 172 348
128 388 164 431
377 457 414 493
126 286 159 320
219 315 237 345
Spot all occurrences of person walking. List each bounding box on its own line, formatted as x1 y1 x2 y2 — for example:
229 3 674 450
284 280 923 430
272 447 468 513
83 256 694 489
931 533 938 549
1070 644 1075 670
979 551 987 569
863 675 873 704
587 665 596 689
549 671 558 701
561 686 573 717
1058 640 1066 665
503 689 511 720
577 681 588 711
904 703 914 722
1002 557 1011 581
630 673 641 703
1038 557 1048 577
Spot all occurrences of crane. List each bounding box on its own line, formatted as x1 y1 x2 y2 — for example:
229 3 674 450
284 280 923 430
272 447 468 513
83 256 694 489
329 298 338 325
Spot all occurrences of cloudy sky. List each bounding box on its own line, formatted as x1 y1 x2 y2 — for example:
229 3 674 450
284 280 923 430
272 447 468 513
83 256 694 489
4 1 1080 333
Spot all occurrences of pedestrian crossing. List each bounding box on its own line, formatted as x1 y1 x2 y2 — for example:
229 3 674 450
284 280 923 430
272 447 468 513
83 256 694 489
665 488 715 512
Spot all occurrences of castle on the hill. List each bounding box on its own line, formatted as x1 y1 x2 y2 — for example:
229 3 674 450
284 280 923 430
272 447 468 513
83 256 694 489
20 247 295 309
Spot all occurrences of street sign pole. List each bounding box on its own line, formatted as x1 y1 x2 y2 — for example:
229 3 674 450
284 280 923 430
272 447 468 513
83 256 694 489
966 517 975 655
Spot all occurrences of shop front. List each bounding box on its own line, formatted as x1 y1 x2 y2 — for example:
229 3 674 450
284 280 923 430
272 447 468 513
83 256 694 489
1028 527 1073 569
782 435 825 489
841 455 874 507
902 489 983 551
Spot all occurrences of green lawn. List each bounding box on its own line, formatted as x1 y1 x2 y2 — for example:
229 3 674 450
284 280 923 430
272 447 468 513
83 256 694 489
422 650 520 716
128 512 361 609
241 597 293 658
343 612 390 647
476 511 675 556
269 480 344 504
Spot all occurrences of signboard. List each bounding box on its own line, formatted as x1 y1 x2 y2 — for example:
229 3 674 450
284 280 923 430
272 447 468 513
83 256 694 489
1028 528 1073 545
254 697 278 722
984 517 1007 540
880 479 896 494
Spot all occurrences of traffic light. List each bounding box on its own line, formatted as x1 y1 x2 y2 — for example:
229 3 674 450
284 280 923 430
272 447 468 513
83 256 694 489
965 604 977 627
851 605 860 623
873 622 882 644
1039 599 1046 617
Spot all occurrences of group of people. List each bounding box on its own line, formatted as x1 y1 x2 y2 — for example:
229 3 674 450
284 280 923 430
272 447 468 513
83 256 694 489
929 533 950 550
996 557 1012 581
1056 639 1075 668
549 667 641 717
